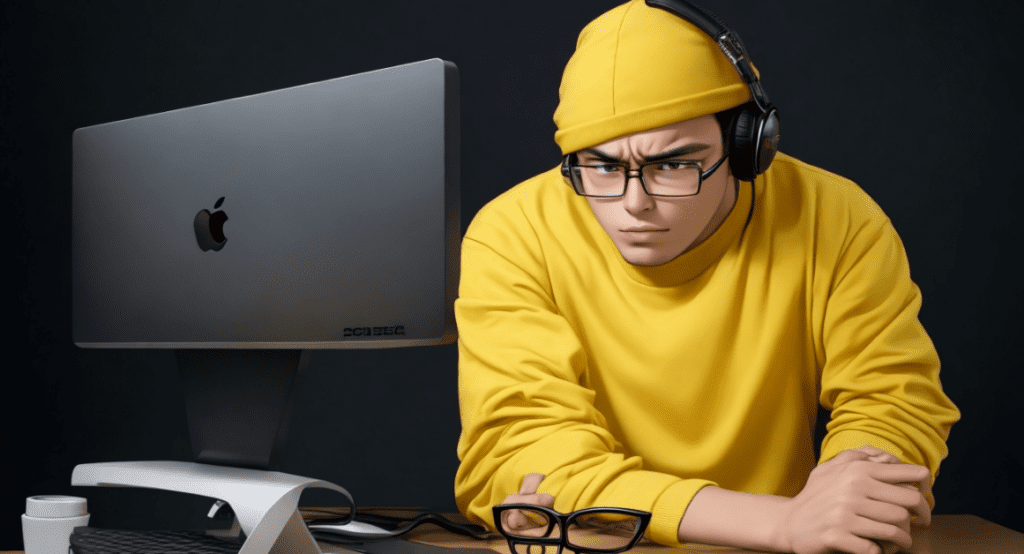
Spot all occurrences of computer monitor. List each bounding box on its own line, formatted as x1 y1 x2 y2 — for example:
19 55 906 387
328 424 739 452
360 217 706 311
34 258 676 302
72 58 458 490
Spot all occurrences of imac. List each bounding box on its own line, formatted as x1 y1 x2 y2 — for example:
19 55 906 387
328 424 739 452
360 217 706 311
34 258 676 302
70 58 460 553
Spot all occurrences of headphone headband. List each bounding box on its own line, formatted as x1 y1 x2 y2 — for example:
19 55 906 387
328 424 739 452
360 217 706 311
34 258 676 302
645 0 771 112
645 0 780 182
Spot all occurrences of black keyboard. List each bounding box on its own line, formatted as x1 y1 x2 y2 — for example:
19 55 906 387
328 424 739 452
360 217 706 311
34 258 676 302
70 527 243 554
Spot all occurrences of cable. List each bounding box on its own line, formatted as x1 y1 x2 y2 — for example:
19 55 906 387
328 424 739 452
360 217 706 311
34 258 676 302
308 511 494 544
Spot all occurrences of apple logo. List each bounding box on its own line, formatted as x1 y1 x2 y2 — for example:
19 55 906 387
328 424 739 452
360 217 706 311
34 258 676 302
194 197 228 252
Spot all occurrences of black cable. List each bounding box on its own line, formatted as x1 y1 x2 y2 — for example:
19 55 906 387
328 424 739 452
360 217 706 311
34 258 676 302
308 511 494 544
738 176 755 244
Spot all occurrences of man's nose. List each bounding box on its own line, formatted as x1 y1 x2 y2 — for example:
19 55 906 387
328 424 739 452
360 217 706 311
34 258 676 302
622 171 654 213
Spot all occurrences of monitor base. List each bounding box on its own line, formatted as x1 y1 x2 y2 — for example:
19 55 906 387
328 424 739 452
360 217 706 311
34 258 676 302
71 460 353 554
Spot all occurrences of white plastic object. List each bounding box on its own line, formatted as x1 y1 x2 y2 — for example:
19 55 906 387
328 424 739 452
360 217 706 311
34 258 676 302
72 461 353 554
309 519 395 538
22 495 90 554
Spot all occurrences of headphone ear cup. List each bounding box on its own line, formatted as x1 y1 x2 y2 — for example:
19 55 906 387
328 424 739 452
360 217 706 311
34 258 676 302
756 108 781 177
729 103 781 182
729 104 760 182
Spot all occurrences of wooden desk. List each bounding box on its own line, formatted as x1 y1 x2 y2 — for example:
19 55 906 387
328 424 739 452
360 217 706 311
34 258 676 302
399 513 1023 554
4 513 1020 554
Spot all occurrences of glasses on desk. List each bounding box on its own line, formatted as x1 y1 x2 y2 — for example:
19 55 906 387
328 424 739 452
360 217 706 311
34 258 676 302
492 504 651 554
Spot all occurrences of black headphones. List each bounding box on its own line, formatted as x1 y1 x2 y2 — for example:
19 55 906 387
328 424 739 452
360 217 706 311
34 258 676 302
561 0 780 183
646 0 780 182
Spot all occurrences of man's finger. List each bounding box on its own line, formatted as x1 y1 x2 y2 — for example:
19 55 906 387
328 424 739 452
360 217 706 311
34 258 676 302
851 445 901 464
503 492 555 508
827 448 875 465
519 473 546 495
900 483 932 527
879 540 900 554
852 445 891 457
500 473 554 510
498 474 554 538
867 461 930 485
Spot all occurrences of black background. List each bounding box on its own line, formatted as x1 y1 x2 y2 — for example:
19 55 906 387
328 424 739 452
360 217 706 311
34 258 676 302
3 0 1023 548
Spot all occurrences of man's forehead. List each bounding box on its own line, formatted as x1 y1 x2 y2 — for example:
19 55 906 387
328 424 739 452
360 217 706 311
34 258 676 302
588 115 720 154
581 115 720 160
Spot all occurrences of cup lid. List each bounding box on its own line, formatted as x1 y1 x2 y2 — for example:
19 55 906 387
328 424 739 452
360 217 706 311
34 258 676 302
26 496 88 518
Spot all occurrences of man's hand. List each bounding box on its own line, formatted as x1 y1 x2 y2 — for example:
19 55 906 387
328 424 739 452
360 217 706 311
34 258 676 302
850 445 933 523
848 446 933 554
775 447 931 554
496 473 555 537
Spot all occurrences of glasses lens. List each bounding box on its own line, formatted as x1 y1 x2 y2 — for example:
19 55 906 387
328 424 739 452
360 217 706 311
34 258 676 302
642 163 700 196
565 512 642 552
576 165 626 197
500 507 559 539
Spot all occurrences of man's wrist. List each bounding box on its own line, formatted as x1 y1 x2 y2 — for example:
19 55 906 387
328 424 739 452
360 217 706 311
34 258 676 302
676 486 790 551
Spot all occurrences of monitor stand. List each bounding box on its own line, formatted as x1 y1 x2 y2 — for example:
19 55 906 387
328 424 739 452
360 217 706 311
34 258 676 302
71 349 352 554
71 460 352 553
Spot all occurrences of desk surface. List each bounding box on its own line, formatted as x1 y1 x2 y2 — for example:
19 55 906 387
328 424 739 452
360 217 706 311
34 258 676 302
4 512 1021 554
396 512 1023 554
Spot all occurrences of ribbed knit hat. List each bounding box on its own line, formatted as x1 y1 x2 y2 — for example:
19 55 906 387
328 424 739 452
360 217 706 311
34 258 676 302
553 0 753 155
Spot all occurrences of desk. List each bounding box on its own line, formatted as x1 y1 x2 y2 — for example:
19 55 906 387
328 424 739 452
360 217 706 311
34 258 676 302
4 513 1021 554
390 512 1023 554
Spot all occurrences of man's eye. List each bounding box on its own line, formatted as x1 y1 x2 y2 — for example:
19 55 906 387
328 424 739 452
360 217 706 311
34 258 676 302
657 161 690 171
594 164 623 174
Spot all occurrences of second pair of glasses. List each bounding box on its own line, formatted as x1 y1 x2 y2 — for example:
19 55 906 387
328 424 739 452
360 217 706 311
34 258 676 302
492 504 651 554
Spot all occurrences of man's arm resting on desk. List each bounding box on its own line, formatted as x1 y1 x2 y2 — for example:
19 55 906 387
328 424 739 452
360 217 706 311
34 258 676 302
676 447 931 554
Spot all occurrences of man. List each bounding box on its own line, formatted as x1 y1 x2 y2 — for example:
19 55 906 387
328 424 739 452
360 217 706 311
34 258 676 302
453 1 959 552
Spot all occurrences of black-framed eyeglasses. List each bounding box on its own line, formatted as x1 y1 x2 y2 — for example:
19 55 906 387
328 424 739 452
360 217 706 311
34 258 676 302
561 151 729 198
492 504 651 554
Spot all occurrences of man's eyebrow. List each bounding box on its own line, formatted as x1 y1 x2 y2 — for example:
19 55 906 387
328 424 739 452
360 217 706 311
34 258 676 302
580 143 710 163
643 144 710 161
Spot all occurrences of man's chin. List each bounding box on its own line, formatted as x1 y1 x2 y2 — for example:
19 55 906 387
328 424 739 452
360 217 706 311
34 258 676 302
617 244 687 267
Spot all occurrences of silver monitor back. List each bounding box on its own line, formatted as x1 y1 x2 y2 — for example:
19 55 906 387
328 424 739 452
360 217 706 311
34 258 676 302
73 58 459 349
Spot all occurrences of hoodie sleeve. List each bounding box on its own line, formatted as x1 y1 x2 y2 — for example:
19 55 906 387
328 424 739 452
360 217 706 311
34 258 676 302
813 181 960 508
453 211 714 547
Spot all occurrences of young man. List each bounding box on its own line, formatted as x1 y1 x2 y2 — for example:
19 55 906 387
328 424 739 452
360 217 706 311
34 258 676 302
453 1 959 552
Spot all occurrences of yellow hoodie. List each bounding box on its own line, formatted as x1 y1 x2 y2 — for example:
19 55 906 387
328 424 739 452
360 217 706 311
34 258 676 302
454 1 958 547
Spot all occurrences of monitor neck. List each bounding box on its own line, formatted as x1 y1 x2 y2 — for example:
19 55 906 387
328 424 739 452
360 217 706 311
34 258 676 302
177 349 312 470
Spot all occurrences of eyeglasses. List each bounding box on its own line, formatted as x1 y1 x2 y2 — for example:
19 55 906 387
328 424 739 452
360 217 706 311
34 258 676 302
562 152 729 198
492 504 651 554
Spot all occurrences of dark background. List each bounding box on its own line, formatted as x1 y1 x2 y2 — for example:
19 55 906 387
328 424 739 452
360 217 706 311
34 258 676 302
3 0 1022 548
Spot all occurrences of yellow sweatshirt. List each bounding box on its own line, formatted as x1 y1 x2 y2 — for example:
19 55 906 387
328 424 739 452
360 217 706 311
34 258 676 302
453 153 959 546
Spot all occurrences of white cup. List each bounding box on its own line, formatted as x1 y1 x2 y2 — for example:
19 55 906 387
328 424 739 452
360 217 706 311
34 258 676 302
22 496 90 554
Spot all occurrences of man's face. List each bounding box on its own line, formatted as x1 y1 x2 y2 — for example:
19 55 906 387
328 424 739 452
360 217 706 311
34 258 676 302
579 115 735 267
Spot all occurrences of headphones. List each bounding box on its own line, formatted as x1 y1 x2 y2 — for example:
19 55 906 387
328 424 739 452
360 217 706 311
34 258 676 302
561 0 780 183
647 0 780 182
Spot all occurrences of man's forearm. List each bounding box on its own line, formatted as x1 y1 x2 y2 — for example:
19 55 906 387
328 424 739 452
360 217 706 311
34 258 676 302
678 449 928 553
677 486 788 551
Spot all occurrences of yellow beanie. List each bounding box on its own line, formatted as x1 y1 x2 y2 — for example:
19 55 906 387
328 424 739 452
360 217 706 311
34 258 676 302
553 0 753 155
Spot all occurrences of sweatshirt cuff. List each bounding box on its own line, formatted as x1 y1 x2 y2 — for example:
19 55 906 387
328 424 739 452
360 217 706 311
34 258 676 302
648 479 717 547
818 429 907 465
